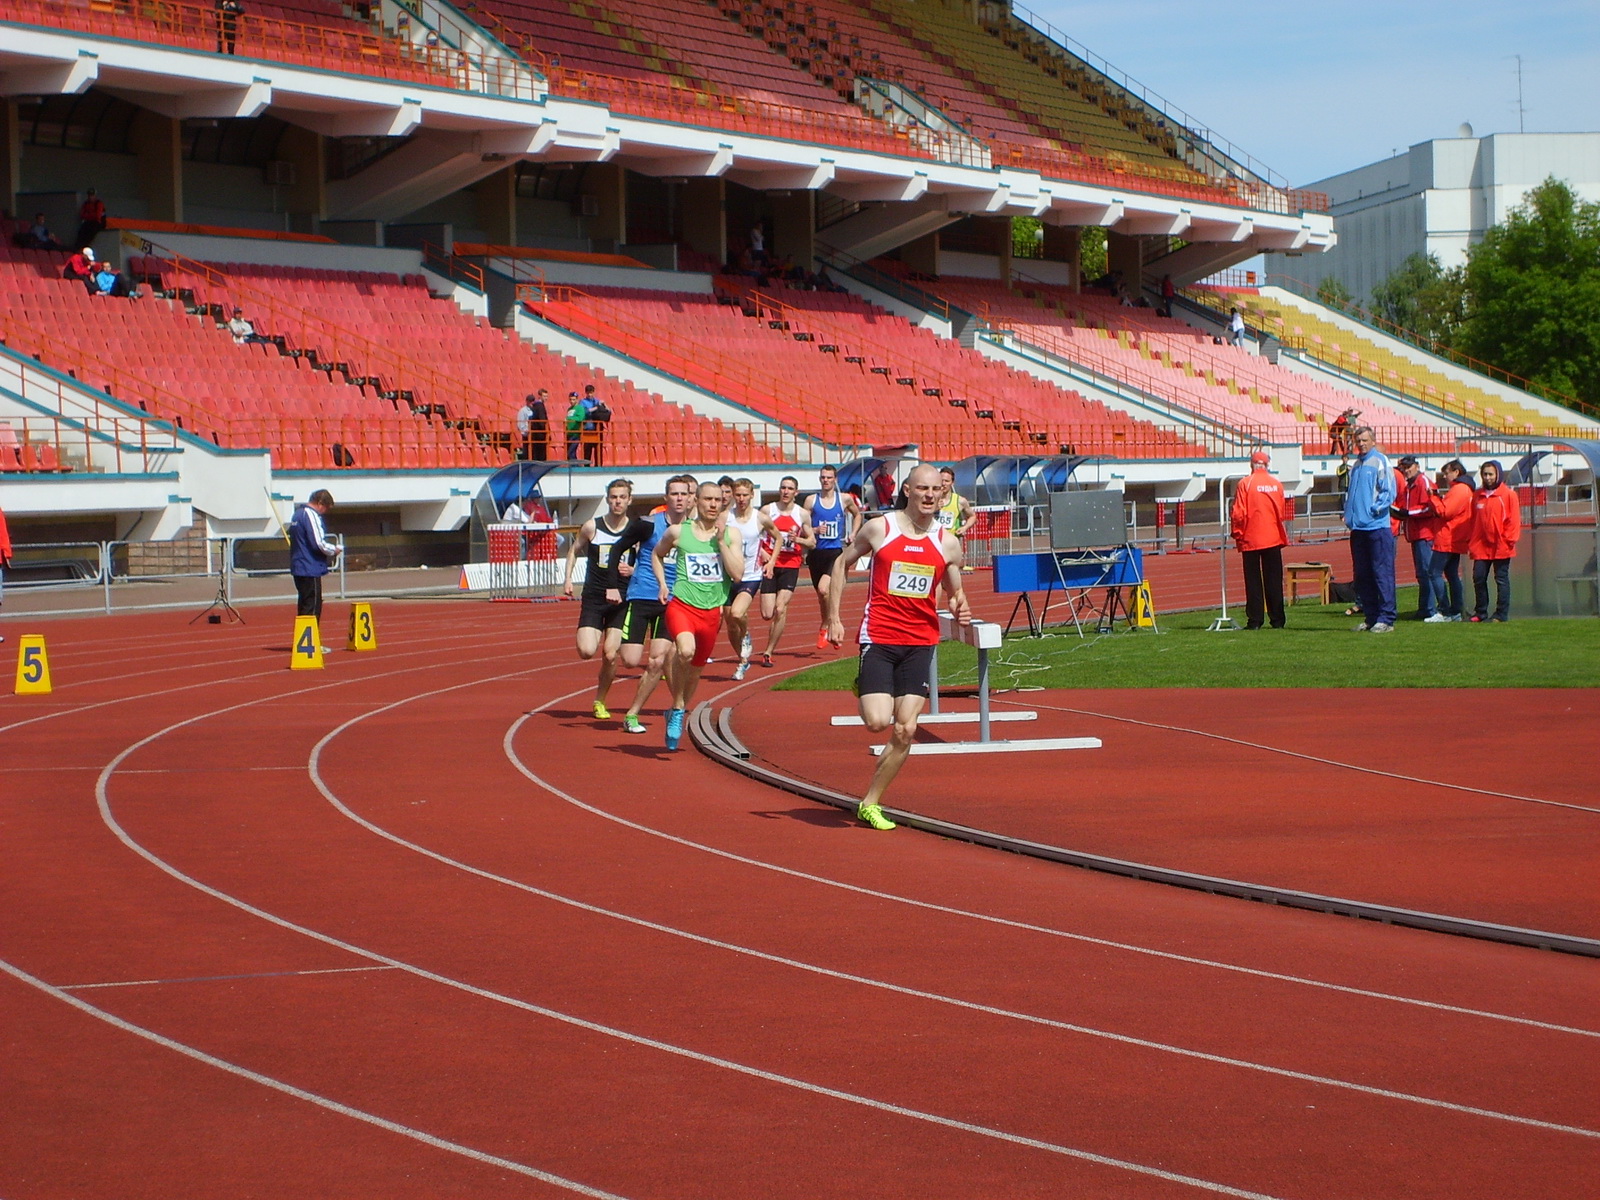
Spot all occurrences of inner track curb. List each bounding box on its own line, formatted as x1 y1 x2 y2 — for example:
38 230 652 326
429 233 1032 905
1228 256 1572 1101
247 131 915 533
688 703 1600 959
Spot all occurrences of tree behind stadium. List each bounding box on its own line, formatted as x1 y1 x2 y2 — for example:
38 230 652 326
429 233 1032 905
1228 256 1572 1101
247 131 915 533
1459 177 1600 408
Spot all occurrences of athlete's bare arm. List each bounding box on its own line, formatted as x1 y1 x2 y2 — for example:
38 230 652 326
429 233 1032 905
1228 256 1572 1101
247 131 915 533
939 529 972 624
825 515 888 645
954 497 977 540
713 514 744 580
562 518 597 598
795 509 817 551
844 494 863 541
652 524 680 604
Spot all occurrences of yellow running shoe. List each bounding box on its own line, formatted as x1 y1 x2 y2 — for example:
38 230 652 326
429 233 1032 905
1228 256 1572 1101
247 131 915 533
858 803 896 831
593 701 611 721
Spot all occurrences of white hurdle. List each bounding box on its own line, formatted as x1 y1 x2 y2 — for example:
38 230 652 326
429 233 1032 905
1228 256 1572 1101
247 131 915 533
833 612 1103 756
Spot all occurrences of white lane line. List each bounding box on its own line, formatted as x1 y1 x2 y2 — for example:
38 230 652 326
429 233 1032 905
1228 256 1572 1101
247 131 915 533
303 676 1600 1139
499 709 1600 1141
0 622 573 737
1017 699 1600 816
92 671 1293 1200
0 956 630 1200
501 700 1600 1042
62 965 399 990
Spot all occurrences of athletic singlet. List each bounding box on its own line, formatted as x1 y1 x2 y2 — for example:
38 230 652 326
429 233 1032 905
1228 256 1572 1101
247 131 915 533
859 515 948 646
583 517 630 599
810 491 847 549
672 520 733 609
935 492 962 533
765 502 805 568
626 512 676 602
728 507 765 582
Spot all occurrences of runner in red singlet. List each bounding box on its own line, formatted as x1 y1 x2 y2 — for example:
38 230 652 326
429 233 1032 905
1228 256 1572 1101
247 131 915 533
824 464 970 830
757 474 815 667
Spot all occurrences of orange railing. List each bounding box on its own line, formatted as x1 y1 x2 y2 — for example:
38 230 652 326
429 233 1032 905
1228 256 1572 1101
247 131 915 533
3 0 535 98
0 411 170 475
1253 275 1600 422
136 239 516 426
521 283 1233 458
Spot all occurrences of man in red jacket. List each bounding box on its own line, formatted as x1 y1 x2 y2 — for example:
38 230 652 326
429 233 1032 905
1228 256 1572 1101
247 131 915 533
1425 459 1473 621
1230 450 1290 630
1395 456 1441 619
1469 459 1520 622
0 501 12 644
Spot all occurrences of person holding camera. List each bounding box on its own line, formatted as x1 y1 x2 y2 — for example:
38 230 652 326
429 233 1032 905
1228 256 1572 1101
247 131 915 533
289 489 340 649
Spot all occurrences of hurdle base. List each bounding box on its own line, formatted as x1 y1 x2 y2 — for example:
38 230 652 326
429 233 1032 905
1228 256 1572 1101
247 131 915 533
869 736 1101 756
831 711 1037 727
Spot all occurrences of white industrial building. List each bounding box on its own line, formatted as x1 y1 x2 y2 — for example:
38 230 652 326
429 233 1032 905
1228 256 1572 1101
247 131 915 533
1267 131 1600 302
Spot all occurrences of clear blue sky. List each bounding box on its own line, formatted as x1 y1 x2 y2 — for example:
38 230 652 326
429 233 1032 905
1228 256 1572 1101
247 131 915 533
1023 0 1600 185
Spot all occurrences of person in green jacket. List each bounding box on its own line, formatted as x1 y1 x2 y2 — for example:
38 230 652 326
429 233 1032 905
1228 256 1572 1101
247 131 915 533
564 391 587 460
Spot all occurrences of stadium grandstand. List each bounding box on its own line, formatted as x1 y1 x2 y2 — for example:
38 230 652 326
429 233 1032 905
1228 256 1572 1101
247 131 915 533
0 0 1593 588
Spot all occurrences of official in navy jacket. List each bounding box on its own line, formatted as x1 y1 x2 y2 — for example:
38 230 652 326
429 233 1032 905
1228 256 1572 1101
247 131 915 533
289 489 340 622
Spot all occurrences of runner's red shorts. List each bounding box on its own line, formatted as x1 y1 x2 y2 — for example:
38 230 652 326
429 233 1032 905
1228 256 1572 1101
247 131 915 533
665 597 722 666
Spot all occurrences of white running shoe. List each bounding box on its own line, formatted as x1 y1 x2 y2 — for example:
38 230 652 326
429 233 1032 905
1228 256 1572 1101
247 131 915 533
1369 622 1394 633
740 634 753 659
733 661 749 681
1422 613 1451 623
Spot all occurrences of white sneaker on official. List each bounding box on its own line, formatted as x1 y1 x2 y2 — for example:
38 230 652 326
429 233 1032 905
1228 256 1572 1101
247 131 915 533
1368 623 1394 634
1423 613 1451 623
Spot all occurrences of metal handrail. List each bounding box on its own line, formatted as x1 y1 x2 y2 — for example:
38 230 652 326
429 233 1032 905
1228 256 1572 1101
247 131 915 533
1256 274 1600 420
1 0 493 93
135 237 512 426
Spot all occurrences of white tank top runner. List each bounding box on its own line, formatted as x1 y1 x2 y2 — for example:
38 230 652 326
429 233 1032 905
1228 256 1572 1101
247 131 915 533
729 507 765 582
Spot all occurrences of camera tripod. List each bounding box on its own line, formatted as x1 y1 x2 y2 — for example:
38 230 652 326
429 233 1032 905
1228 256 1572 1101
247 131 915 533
190 561 245 625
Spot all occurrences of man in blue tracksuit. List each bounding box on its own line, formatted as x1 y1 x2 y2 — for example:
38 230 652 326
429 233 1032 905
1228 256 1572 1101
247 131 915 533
289 489 340 631
1342 427 1397 632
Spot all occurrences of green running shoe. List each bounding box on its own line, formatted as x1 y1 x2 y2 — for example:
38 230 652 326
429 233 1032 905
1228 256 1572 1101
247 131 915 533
858 803 896 831
623 714 646 734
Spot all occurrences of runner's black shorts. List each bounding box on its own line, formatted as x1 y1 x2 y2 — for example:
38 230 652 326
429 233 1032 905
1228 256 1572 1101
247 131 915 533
579 595 628 631
724 579 761 606
807 547 843 590
621 598 668 644
856 642 935 699
760 566 800 595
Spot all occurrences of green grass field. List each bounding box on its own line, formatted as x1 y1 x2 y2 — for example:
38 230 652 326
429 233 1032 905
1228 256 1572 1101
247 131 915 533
777 588 1600 691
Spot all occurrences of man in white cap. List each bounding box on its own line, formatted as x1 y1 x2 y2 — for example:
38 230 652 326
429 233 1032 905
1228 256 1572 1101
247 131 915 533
1230 450 1290 630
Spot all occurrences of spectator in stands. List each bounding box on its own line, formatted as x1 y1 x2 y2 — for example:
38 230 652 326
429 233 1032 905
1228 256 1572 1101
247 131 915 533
749 221 766 263
1342 426 1397 632
1394 456 1441 620
1469 460 1520 622
74 189 106 249
92 263 137 298
63 246 97 292
581 386 611 465
517 390 549 461
289 489 340 643
564 391 587 460
1160 274 1176 317
870 462 897 511
0 500 11 645
1425 459 1473 622
217 0 243 54
21 213 64 251
227 307 268 344
1328 407 1360 458
1230 450 1289 630
1228 307 1247 347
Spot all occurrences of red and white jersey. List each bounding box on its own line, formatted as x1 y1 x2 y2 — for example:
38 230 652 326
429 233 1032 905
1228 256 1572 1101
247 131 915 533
859 516 948 646
764 502 805 569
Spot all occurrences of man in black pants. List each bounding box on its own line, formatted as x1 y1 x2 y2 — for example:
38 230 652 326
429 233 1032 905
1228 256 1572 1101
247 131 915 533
1229 452 1289 630
289 489 340 650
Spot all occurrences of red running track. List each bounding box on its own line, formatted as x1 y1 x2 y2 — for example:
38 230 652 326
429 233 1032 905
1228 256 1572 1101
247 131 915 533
2 599 1597 1199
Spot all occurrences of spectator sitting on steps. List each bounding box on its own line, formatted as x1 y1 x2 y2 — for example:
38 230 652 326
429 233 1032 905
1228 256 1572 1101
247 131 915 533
63 247 97 292
20 213 64 251
227 307 268 343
